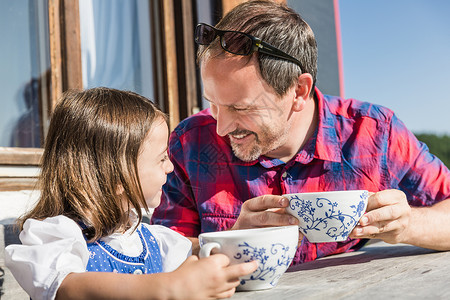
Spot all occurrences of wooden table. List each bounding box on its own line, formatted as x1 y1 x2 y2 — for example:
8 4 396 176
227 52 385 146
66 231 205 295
230 240 450 299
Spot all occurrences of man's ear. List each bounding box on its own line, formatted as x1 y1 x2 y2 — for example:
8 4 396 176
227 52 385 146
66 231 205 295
292 73 314 112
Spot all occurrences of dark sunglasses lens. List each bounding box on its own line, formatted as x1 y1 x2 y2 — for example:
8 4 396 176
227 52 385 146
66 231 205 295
222 31 253 55
196 25 216 45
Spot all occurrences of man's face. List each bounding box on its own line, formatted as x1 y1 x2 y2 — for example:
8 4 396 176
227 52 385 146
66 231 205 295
201 56 295 162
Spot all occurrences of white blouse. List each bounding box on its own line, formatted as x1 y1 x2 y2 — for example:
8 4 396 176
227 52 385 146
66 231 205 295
5 215 192 300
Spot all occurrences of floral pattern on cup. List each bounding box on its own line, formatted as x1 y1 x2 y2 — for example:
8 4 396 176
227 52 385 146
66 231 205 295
198 225 298 290
234 242 293 287
287 190 369 241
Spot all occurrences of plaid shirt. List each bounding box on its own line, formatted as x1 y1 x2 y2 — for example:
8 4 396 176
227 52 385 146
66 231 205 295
152 88 450 265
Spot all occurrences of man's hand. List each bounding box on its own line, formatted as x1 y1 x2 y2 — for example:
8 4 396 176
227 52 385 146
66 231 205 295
189 195 302 256
231 195 299 230
350 189 411 244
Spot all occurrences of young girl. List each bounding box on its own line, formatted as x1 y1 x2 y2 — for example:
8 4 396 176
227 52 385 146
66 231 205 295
5 87 257 300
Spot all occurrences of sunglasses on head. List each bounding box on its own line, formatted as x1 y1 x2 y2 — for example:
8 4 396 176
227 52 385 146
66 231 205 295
195 23 304 72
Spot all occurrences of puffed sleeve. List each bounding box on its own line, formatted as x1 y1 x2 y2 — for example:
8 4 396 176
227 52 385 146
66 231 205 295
5 216 89 300
144 224 192 272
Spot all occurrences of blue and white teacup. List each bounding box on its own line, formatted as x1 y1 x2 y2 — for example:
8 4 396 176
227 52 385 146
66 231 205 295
199 225 298 291
284 190 369 243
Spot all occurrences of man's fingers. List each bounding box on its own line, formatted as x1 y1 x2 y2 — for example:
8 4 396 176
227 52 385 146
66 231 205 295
366 190 404 211
352 219 401 237
351 190 410 244
249 210 298 227
360 205 401 226
233 195 299 230
243 195 289 212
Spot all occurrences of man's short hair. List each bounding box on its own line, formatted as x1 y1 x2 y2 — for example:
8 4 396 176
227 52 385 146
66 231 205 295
198 0 318 97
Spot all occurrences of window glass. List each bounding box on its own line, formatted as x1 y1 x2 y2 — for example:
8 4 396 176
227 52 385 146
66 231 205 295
0 1 50 148
195 0 222 110
79 0 154 101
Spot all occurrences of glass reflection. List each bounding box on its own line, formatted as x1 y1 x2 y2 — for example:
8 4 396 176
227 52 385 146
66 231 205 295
0 1 50 148
79 0 154 101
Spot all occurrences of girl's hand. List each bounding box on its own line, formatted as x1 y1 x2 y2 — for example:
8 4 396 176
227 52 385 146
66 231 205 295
171 254 258 299
56 255 257 300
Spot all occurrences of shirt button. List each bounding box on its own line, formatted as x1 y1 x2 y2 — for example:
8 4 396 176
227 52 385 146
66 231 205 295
282 172 288 179
133 269 143 274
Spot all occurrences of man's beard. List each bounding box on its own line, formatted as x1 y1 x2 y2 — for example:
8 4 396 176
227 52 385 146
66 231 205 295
230 136 262 162
229 125 288 162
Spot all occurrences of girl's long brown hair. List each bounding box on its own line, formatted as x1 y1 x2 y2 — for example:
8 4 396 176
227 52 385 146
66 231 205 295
19 87 166 242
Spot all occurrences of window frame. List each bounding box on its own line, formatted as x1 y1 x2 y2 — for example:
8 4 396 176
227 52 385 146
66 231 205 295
0 0 82 191
0 0 195 191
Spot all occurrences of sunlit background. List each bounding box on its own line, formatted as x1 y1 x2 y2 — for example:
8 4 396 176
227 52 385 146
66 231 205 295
340 0 450 135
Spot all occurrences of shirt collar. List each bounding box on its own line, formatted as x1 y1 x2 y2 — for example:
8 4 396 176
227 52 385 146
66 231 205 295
260 88 342 167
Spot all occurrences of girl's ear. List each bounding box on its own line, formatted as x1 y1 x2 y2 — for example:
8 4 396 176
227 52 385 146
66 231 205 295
292 73 314 112
116 184 125 195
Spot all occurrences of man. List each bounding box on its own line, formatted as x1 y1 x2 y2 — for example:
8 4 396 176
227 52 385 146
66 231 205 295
152 0 450 264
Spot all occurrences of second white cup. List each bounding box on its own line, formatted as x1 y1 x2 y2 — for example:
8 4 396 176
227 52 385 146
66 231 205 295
199 225 299 291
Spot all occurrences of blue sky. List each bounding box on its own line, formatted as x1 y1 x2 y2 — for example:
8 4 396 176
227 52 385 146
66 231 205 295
339 0 450 135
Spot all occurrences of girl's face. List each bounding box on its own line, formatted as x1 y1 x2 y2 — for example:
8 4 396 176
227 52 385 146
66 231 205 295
137 119 174 208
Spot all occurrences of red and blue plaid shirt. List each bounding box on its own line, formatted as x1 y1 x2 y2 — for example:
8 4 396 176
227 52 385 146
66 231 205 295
152 88 450 265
